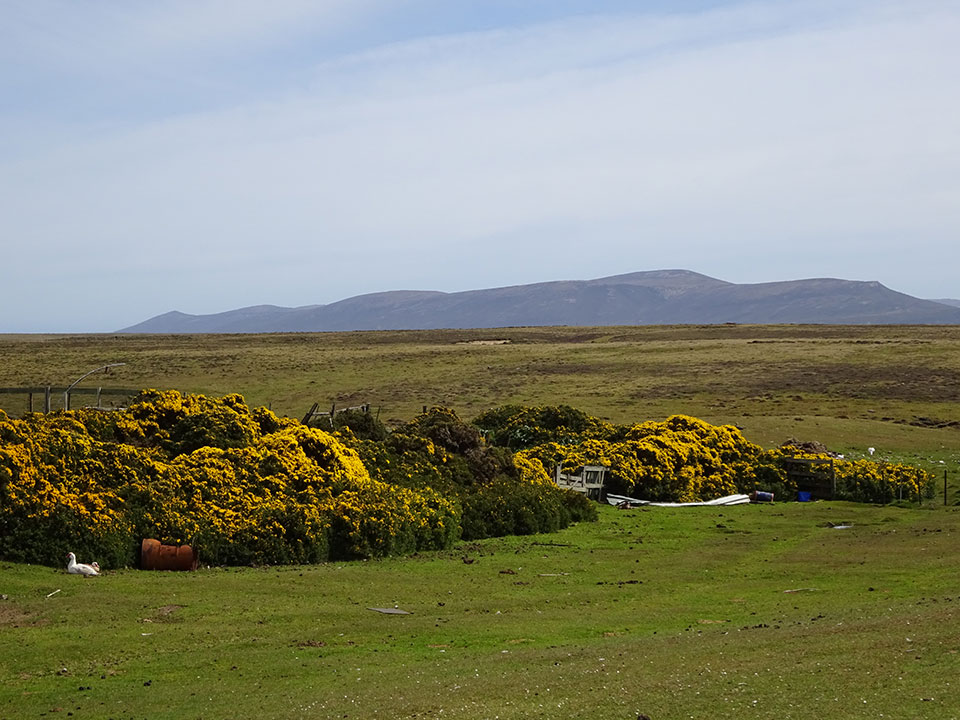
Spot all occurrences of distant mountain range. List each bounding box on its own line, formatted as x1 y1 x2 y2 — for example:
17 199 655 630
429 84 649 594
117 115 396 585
119 270 960 333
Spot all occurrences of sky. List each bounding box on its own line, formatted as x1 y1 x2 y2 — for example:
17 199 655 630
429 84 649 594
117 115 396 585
2 0 958 333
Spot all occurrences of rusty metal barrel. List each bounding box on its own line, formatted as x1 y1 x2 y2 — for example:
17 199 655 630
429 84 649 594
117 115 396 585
140 538 198 571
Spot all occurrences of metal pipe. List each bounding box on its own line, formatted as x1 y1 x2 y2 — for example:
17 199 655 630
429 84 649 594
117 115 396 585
63 363 126 410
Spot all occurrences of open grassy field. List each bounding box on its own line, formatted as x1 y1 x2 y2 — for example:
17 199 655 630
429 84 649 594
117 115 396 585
3 325 959 495
2 326 959 717
2 502 959 719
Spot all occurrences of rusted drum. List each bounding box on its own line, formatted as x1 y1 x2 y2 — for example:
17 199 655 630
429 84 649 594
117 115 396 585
140 538 198 571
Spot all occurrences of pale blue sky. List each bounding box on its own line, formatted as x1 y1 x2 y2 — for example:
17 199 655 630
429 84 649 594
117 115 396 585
2 0 957 332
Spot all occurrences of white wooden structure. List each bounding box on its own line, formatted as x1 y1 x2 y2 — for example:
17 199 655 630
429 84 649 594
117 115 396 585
555 464 608 500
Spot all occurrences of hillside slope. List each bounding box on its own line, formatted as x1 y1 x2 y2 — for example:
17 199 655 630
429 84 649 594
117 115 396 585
119 270 960 332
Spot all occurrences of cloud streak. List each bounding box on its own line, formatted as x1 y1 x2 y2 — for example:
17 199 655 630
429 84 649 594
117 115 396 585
1 1 958 331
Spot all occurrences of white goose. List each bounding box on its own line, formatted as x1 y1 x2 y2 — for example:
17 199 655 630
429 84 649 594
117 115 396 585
66 552 99 577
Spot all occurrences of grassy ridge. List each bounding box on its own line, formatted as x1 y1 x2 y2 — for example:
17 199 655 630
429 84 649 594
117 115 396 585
2 502 959 719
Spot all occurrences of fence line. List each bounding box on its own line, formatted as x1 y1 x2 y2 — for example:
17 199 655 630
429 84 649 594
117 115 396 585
0 386 139 414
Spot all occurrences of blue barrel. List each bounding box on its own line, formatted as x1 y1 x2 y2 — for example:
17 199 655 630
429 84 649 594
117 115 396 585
797 491 812 502
750 491 774 503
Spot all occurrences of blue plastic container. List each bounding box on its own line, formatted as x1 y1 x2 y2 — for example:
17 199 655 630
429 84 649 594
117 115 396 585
797 491 812 502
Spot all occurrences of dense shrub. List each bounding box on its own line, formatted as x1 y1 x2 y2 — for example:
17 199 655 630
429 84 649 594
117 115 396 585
0 397 595 568
507 408 935 504
342 407 596 542
0 392 458 567
514 414 770 501
326 408 388 442
473 404 621 449
3 394 932 569
460 481 596 540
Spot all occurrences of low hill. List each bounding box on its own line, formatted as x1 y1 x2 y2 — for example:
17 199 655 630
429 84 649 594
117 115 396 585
119 270 960 332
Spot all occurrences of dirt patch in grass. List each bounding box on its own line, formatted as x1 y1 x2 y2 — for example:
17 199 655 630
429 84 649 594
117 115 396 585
0 603 38 628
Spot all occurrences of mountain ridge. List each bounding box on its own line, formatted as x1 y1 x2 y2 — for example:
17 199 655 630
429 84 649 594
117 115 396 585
119 270 960 332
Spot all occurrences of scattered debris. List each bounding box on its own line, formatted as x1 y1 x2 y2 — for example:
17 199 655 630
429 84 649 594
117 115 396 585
606 493 750 508
783 588 818 593
45 589 61 599
140 538 197 571
538 573 569 577
367 607 411 615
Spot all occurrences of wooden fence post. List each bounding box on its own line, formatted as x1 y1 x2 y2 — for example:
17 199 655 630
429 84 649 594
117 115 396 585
301 402 319 425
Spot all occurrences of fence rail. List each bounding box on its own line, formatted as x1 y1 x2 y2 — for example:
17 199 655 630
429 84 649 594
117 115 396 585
783 456 836 500
0 386 139 414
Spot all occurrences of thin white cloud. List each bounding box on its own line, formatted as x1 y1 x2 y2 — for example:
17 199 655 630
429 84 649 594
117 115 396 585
1 0 958 331
1 0 371 68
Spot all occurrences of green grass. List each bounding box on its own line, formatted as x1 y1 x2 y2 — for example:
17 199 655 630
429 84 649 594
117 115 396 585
2 325 960 716
2 502 959 719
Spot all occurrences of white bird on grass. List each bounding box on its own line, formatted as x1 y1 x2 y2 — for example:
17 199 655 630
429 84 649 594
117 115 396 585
66 552 99 577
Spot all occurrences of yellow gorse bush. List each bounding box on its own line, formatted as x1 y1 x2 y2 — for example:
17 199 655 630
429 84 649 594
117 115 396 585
491 407 934 503
4 395 929 569
0 392 459 567
779 448 933 503
514 414 769 501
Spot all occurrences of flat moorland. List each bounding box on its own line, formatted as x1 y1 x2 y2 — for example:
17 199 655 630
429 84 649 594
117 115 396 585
2 325 959 491
2 502 958 719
